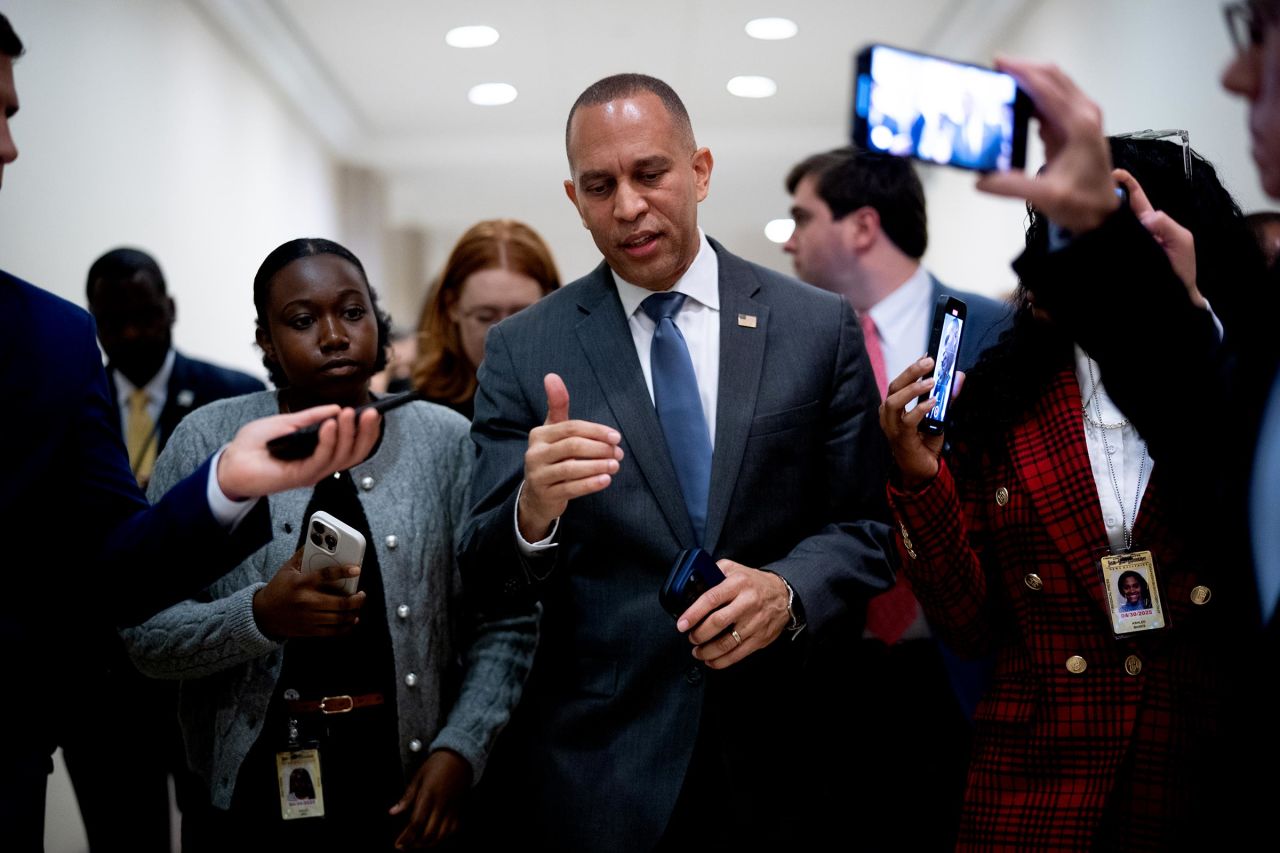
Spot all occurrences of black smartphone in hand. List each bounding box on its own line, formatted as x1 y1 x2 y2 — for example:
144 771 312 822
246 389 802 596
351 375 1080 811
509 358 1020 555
266 390 420 461
918 295 967 436
852 43 1031 172
659 548 726 619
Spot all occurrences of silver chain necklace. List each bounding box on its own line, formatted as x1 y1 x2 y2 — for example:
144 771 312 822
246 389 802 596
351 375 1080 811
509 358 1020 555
1086 358 1145 551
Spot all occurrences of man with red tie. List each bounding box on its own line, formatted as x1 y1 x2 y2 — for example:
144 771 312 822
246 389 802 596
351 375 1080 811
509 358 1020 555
783 145 1010 850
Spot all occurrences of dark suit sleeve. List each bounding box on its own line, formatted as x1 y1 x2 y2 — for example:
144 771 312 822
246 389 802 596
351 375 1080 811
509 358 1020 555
764 299 896 633
72 332 269 627
458 323 552 606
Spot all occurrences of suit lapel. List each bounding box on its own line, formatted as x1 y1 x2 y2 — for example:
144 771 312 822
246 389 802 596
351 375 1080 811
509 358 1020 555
703 245 768 555
1007 365 1113 612
161 352 196 446
574 264 697 546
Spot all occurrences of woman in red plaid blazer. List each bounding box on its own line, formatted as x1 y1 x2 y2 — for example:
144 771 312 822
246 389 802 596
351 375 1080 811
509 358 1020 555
879 138 1260 851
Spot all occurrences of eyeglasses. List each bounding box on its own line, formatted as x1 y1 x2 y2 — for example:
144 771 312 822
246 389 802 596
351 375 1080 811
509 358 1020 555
1111 128 1192 182
1225 1 1280 54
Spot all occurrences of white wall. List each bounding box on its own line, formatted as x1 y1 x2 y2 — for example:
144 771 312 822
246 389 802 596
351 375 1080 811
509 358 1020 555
0 0 342 379
921 0 1260 300
0 3 342 849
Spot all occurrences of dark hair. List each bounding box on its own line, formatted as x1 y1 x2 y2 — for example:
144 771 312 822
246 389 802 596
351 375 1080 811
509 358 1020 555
253 238 392 388
1117 570 1152 607
0 14 23 59
411 219 560 405
1105 137 1265 314
566 73 694 161
1245 210 1280 260
86 247 166 302
786 146 928 258
949 135 1263 466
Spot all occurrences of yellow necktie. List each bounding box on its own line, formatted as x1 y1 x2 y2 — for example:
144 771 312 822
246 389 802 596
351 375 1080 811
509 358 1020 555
126 388 157 484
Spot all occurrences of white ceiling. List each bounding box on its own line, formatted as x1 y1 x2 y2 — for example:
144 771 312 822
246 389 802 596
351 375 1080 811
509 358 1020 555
195 0 1035 275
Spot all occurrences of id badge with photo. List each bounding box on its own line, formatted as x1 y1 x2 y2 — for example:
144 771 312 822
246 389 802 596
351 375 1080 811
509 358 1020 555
276 747 325 820
1099 550 1165 636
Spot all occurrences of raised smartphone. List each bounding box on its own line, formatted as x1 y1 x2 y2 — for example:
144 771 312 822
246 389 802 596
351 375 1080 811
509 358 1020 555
918 295 967 436
300 510 365 595
852 43 1031 172
659 548 726 619
267 389 420 461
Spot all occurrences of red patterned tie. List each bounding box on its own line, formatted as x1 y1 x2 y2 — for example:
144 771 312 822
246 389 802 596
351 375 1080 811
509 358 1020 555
859 312 922 645
859 312 889 398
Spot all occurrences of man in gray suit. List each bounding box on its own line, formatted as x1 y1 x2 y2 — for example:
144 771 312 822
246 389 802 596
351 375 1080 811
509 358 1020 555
461 74 894 850
783 145 1010 850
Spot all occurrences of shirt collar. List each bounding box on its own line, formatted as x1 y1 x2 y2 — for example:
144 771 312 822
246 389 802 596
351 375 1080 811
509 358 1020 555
867 264 930 332
1074 343 1127 425
114 347 176 408
613 229 720 318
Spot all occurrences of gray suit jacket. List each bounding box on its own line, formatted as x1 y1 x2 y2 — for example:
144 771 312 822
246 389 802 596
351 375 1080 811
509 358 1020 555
460 239 894 849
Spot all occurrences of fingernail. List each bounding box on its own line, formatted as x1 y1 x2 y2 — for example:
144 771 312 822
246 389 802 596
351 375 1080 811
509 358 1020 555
676 619 688 632
607 430 621 443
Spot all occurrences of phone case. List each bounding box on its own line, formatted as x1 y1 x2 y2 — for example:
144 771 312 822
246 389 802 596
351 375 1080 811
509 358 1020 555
918 295 967 435
659 548 726 619
301 510 366 595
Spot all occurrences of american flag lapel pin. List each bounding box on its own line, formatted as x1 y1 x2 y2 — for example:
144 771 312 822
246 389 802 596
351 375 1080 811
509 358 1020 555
737 313 757 328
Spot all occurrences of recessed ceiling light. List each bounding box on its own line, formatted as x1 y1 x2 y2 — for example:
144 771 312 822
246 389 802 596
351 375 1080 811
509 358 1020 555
745 18 798 40
727 76 777 99
468 83 518 106
446 25 500 48
765 218 795 243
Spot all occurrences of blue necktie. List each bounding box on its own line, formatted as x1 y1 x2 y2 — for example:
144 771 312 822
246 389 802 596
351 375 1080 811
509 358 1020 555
641 291 713 545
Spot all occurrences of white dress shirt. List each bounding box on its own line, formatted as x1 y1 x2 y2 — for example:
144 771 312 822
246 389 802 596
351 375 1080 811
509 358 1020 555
518 230 721 550
1074 345 1153 553
866 265 933 411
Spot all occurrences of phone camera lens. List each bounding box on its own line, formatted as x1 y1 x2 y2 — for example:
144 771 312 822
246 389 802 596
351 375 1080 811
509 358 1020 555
310 532 323 546
325 535 338 550
311 521 323 534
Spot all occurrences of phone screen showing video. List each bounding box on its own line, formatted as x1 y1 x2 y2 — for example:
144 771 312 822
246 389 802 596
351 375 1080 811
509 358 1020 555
927 310 964 426
855 44 1024 171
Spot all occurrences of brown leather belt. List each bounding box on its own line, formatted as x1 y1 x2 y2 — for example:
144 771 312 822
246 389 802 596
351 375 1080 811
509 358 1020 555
285 692 385 715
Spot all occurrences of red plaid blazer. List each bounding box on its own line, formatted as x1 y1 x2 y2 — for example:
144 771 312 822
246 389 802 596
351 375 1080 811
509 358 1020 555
889 366 1230 851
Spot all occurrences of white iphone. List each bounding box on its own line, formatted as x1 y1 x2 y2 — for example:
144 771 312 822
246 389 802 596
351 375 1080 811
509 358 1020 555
301 510 365 595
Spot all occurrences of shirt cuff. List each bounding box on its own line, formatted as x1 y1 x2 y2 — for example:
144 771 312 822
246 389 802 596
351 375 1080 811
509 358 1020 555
514 481 559 556
207 446 260 531
1201 297 1225 340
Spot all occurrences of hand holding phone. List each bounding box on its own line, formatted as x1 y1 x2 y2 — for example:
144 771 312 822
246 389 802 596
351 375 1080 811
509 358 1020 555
301 510 366 595
659 548 726 620
918 296 967 435
853 44 1030 172
266 390 419 461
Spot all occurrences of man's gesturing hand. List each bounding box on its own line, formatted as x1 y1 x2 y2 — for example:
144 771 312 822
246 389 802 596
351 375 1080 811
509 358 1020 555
517 373 623 541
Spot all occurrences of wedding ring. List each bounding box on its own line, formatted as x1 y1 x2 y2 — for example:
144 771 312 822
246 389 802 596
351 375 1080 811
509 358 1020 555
731 629 743 645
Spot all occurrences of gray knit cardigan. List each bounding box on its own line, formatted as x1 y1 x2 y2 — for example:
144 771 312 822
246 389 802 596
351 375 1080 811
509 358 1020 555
122 391 537 809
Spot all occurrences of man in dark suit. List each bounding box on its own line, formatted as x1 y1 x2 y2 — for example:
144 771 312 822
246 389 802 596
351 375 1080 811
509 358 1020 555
87 247 265 486
62 248 266 851
0 16 380 848
784 147 1009 374
782 145 1009 850
460 73 894 850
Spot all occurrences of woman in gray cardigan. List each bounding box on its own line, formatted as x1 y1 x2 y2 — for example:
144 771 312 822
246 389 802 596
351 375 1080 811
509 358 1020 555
123 238 536 850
